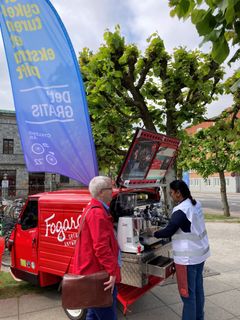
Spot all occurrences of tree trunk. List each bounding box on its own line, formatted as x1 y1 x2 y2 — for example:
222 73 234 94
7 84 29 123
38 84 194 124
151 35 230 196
165 103 178 137
122 76 157 132
162 168 176 217
132 93 156 132
219 171 230 217
177 167 183 179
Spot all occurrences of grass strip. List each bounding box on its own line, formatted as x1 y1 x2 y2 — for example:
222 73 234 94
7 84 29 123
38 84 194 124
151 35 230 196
205 213 240 223
0 271 56 299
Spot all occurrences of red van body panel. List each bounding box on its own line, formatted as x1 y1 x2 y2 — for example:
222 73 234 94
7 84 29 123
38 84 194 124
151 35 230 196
10 187 159 286
38 193 91 277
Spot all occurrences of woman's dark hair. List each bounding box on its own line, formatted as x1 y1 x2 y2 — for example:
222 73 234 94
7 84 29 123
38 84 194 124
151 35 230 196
170 180 196 205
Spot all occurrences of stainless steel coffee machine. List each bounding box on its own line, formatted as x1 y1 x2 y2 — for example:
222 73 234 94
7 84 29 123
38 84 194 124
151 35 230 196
117 216 144 253
116 196 169 253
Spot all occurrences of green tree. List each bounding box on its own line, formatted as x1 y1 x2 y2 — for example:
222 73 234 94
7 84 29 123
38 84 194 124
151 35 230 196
225 71 240 174
79 26 224 173
225 70 240 123
169 0 240 65
179 115 240 216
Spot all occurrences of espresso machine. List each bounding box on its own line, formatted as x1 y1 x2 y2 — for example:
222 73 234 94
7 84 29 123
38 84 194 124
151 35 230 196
117 216 144 253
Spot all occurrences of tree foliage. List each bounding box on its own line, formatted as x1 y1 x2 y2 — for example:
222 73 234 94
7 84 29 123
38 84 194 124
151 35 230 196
79 26 224 172
179 119 240 177
225 70 240 118
169 0 240 65
178 113 240 216
225 71 240 172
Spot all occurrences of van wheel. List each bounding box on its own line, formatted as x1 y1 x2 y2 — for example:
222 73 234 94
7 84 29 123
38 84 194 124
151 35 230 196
64 308 87 320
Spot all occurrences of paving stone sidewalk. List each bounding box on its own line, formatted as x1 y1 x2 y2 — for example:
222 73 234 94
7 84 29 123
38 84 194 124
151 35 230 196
0 222 240 320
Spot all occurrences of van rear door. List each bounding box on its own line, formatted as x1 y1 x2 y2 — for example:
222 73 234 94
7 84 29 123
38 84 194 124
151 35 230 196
116 128 181 188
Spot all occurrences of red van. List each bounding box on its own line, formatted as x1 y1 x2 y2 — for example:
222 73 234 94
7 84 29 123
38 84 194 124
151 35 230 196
8 128 180 320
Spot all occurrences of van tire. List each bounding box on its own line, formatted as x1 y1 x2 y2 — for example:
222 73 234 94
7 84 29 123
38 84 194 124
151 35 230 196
64 308 87 320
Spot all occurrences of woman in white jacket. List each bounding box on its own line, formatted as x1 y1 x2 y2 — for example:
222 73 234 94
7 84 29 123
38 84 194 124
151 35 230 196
154 180 210 320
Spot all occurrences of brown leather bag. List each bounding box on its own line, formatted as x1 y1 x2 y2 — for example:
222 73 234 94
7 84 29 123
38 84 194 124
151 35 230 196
62 207 113 309
62 270 113 309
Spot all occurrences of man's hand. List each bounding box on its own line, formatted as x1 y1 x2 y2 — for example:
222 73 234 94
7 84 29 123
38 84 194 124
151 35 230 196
104 275 116 293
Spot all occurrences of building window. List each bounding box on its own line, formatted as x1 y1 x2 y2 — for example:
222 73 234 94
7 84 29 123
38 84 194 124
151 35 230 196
20 200 38 230
3 139 14 154
29 172 45 195
60 175 69 183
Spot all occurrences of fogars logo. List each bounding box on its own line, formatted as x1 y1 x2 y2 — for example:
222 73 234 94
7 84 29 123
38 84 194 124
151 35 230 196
44 213 81 242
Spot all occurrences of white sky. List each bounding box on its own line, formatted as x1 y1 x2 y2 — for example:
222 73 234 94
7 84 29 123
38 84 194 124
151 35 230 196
0 0 235 117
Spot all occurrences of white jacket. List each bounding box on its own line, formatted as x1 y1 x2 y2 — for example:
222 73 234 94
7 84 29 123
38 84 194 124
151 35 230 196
172 198 210 265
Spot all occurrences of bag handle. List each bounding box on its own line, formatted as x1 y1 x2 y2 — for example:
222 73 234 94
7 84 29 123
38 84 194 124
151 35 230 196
77 206 92 237
65 206 99 273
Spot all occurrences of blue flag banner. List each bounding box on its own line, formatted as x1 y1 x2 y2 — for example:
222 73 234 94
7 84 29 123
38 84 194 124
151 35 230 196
0 0 98 185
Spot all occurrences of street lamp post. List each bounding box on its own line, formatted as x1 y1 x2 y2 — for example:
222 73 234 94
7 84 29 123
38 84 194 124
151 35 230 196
1 173 9 199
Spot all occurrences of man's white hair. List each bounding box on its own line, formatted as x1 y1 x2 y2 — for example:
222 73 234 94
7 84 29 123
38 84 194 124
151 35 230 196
89 176 112 198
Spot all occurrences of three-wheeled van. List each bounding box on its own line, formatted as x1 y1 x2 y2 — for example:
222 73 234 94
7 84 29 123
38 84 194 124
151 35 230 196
8 128 180 320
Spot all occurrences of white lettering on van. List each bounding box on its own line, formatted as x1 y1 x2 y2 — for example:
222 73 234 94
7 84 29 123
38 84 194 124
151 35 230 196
44 213 81 242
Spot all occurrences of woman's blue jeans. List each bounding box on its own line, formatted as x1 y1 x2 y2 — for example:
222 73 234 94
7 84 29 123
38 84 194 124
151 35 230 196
86 286 117 320
181 262 205 320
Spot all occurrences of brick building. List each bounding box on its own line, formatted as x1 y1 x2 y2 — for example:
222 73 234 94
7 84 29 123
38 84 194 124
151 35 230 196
0 109 82 198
